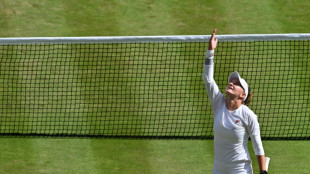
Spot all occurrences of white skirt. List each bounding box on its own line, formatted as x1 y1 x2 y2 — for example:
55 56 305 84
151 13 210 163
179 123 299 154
212 159 253 174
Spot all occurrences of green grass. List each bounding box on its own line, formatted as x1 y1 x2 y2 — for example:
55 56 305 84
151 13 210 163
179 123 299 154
1 138 310 174
0 0 310 173
2 0 310 37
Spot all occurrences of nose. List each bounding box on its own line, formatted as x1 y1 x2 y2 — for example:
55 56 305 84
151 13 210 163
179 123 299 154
227 83 234 89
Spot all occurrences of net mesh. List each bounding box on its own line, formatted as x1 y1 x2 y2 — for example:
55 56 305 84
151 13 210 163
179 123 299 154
0 36 309 139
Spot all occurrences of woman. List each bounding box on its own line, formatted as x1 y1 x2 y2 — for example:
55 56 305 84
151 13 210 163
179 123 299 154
203 29 268 174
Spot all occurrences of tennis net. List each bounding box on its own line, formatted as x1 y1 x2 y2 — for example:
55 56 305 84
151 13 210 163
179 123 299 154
0 34 309 139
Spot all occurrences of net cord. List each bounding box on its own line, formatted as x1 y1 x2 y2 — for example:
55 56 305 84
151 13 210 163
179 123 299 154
1 34 310 45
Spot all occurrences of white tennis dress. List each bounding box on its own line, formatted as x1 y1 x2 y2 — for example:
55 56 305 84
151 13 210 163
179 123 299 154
203 50 265 174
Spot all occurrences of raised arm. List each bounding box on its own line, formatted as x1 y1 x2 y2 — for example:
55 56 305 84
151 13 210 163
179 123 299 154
203 29 222 107
204 29 218 80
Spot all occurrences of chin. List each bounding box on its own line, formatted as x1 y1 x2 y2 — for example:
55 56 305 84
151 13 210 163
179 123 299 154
225 89 232 95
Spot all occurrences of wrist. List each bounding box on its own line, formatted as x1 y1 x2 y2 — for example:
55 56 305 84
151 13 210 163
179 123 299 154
206 50 214 59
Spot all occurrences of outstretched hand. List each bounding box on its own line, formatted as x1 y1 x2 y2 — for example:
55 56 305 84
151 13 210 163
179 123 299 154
208 29 218 50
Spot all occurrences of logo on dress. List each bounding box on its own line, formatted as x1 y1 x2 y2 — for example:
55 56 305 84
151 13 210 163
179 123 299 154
235 120 240 124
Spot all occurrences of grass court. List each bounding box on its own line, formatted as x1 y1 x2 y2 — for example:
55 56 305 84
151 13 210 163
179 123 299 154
1 0 310 173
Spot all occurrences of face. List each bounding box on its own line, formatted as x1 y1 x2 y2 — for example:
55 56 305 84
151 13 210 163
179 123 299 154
225 78 245 99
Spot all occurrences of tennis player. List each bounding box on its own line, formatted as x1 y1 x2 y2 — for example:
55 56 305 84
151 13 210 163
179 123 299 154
203 29 268 174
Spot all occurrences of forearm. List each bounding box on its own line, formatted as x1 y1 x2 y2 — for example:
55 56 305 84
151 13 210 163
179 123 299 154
203 28 217 83
256 155 266 172
203 50 215 82
205 50 214 65
252 134 267 173
202 50 221 107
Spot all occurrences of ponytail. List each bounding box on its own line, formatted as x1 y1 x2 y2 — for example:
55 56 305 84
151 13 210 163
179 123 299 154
244 85 252 105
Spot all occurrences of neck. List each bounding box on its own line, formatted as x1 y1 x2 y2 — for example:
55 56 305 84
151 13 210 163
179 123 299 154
226 98 243 111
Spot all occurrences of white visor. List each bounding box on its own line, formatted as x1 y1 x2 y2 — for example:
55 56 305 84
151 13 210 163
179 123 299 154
228 71 248 101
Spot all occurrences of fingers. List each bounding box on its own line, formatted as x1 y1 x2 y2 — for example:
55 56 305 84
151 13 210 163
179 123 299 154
210 28 217 41
208 29 218 50
213 29 217 35
215 37 218 43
